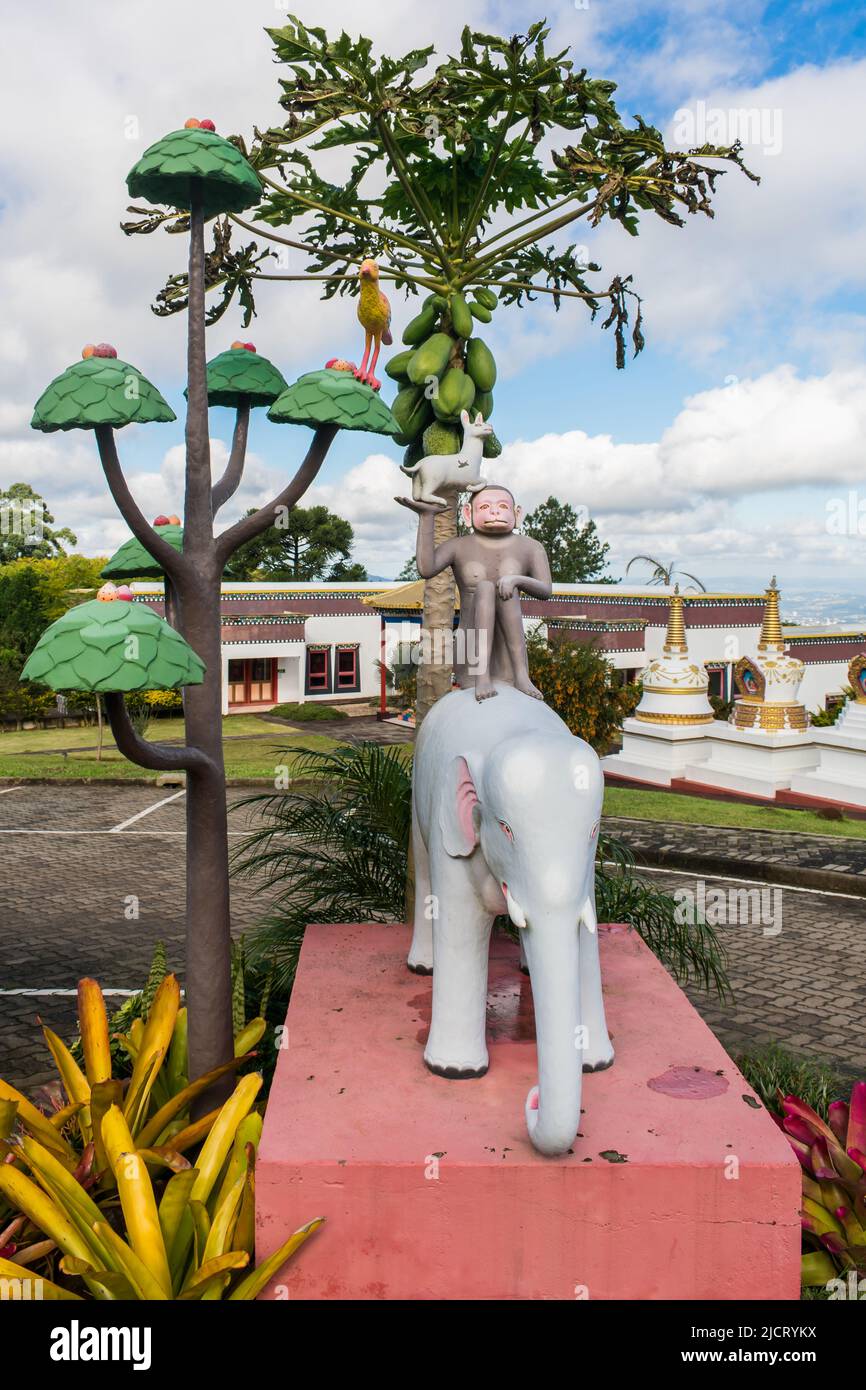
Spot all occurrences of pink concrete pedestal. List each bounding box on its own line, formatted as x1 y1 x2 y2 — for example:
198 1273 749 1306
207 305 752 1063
257 923 801 1300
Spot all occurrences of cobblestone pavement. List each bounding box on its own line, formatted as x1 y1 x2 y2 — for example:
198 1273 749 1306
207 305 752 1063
647 866 866 1088
606 815 866 891
1 786 864 1093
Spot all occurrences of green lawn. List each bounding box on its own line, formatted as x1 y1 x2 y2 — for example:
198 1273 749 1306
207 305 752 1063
603 784 866 840
0 715 341 782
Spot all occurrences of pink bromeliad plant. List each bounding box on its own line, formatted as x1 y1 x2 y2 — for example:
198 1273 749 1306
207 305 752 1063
775 1080 866 1287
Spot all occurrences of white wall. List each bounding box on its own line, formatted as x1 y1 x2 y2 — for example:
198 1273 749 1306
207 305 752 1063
303 613 383 700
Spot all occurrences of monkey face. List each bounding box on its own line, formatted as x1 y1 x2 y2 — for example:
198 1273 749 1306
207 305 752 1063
469 488 517 534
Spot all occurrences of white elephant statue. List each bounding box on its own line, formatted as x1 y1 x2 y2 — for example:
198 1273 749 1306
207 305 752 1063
408 682 613 1156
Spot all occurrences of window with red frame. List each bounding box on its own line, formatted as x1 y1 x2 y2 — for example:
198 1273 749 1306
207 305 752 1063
335 645 360 693
305 647 331 695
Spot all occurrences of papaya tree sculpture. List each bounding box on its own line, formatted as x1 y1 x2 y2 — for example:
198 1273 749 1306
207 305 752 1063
131 21 757 720
26 119 399 1099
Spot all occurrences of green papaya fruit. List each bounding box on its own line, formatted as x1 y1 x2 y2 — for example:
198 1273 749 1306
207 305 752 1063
482 430 502 459
424 293 449 312
466 337 497 391
474 287 498 311
422 421 461 456
435 366 475 418
469 301 492 323
385 349 414 381
407 332 453 386
449 292 474 339
473 389 494 420
402 306 437 345
392 384 433 442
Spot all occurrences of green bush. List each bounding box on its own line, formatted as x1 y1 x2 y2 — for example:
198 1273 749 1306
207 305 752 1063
527 634 640 750
268 701 349 722
735 1041 844 1119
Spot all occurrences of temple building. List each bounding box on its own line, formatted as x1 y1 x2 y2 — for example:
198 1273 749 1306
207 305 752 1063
128 577 866 718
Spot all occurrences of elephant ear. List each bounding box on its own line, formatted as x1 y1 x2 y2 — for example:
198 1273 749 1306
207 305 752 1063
440 755 480 857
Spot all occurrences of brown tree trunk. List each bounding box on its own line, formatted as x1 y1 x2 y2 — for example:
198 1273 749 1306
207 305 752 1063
179 182 235 1103
414 496 458 724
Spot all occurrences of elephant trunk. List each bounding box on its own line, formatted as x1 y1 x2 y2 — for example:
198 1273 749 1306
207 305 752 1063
522 919 582 1156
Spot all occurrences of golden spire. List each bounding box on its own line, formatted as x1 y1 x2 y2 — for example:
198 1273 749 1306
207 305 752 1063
758 575 784 650
664 584 687 653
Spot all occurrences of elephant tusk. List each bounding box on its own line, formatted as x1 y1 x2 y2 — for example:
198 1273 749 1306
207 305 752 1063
580 896 597 934
503 883 527 929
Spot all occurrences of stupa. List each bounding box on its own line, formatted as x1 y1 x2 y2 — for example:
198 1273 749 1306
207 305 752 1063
789 655 866 808
731 577 807 732
601 588 714 787
683 577 818 798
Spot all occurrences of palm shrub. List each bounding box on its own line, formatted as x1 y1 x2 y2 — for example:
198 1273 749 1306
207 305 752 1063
233 743 729 997
233 743 412 992
0 975 319 1300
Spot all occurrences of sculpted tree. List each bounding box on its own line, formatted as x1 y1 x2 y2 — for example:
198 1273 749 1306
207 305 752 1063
134 18 755 719
25 120 398 1097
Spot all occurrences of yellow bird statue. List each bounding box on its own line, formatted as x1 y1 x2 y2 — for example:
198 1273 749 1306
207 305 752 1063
354 259 392 391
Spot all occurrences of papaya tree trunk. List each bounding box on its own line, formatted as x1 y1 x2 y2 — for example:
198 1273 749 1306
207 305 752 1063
414 496 457 723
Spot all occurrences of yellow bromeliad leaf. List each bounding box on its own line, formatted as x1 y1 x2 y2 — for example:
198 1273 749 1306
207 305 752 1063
20 1136 117 1273
190 1073 262 1208
0 1079 76 1166
178 1251 249 1300
123 974 180 1134
102 1105 172 1296
136 1054 252 1150
157 1168 198 1269
0 1254 82 1300
0 1164 93 1265
78 978 112 1086
92 1221 168 1301
41 1025 91 1141
228 1217 325 1301
213 1114 262 1215
233 1017 266 1057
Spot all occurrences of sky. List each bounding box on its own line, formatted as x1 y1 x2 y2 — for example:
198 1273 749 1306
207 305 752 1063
1 0 865 606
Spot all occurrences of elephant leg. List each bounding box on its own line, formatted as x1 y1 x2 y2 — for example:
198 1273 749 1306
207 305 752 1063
407 808 434 974
579 921 614 1071
425 864 493 1078
518 932 529 975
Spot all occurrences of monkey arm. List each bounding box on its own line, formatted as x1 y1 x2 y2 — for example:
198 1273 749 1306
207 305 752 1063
498 542 553 600
417 511 458 578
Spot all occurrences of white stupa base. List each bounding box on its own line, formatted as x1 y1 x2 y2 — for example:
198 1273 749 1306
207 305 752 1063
788 718 866 808
834 701 866 739
683 722 819 800
602 717 713 788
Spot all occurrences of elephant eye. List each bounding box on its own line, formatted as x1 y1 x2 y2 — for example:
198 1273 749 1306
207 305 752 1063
498 819 514 841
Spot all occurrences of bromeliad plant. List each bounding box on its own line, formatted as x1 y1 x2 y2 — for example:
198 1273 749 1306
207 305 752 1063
0 976 320 1300
776 1081 866 1288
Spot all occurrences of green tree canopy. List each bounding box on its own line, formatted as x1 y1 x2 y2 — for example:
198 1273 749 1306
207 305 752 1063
0 483 77 563
0 567 52 680
523 496 612 583
227 503 365 580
